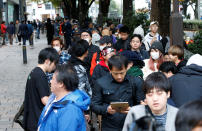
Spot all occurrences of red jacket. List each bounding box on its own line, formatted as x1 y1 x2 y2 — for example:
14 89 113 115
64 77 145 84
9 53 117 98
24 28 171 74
1 24 7 34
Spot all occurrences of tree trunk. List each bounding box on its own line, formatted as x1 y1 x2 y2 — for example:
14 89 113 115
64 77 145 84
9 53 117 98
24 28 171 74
194 0 198 19
98 0 111 25
62 0 94 23
123 0 133 24
151 0 171 36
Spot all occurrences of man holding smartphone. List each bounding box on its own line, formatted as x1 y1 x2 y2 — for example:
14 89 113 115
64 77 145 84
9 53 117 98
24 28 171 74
91 54 145 131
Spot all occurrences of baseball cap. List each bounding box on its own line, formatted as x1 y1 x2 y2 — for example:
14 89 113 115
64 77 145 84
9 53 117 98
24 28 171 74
150 21 159 26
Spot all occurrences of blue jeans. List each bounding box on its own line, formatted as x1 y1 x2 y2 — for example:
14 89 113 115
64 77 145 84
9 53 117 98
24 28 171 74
37 28 40 38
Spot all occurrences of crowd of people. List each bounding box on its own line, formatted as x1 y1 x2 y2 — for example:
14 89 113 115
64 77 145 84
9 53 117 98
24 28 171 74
18 14 202 131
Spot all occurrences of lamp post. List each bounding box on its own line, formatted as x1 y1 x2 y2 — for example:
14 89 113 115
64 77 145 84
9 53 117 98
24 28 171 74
170 0 183 46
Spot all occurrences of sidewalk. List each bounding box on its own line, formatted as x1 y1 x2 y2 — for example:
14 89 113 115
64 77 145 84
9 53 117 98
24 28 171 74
0 34 49 131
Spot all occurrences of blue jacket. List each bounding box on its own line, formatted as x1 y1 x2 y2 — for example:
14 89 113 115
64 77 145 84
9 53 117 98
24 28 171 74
38 89 90 131
27 24 33 36
7 24 15 34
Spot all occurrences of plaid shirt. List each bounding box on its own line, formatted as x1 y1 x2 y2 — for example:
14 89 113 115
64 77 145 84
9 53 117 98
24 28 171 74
46 51 71 83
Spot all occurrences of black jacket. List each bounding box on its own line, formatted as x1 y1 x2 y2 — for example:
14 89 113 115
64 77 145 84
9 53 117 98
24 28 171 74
170 64 202 107
91 74 144 130
138 49 150 60
84 44 100 72
114 38 130 51
177 60 187 71
19 24 29 38
92 64 109 82
46 22 54 37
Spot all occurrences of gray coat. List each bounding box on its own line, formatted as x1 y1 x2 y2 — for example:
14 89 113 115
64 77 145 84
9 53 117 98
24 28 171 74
122 104 178 131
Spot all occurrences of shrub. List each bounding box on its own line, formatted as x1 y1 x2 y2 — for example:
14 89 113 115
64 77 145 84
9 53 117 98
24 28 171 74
122 11 150 35
188 31 202 55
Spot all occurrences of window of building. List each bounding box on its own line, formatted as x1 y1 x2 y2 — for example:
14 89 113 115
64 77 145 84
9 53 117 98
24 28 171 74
45 3 52 10
33 9 35 16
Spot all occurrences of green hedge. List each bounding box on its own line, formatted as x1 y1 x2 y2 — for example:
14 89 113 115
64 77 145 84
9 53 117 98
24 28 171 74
183 20 202 30
188 31 202 55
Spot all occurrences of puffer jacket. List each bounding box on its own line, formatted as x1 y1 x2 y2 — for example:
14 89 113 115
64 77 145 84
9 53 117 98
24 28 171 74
38 89 90 131
170 64 202 107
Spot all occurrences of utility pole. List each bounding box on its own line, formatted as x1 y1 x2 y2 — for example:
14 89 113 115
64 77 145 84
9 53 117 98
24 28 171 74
170 0 183 46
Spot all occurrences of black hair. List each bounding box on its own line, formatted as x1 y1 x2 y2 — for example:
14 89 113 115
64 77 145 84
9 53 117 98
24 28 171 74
27 21 31 24
1 21 5 24
69 39 89 57
143 72 171 94
159 61 178 74
38 47 59 64
108 54 128 70
10 21 13 24
175 100 202 131
55 64 78 91
119 25 130 34
131 34 142 43
81 30 92 37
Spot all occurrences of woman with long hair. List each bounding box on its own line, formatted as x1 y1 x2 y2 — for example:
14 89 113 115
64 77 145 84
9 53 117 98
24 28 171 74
142 41 164 79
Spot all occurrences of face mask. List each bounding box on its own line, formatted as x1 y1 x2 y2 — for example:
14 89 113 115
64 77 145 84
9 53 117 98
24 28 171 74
84 38 90 43
99 46 105 51
151 52 160 60
53 46 61 52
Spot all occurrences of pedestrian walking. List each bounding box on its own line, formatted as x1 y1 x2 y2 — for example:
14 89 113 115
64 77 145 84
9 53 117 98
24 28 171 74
18 20 29 45
1 21 7 45
63 16 72 49
54 20 60 37
45 18 54 45
27 21 34 47
36 19 41 39
23 47 59 131
15 20 20 44
7 21 15 45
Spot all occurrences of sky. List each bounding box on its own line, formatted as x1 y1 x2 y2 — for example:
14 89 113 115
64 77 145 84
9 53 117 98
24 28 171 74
115 0 149 10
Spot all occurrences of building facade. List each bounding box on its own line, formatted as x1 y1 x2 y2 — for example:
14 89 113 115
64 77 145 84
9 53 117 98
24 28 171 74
2 0 25 24
26 0 63 22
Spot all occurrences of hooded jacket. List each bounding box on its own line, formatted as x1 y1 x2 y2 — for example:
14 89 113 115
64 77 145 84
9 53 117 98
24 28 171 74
170 64 202 107
92 60 110 82
69 56 92 96
38 89 90 131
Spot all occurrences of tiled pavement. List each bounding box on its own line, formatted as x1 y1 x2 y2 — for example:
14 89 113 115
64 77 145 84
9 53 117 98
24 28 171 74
0 34 48 131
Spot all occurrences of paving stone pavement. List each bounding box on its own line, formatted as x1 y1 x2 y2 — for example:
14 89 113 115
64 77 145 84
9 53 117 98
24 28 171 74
0 34 49 131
